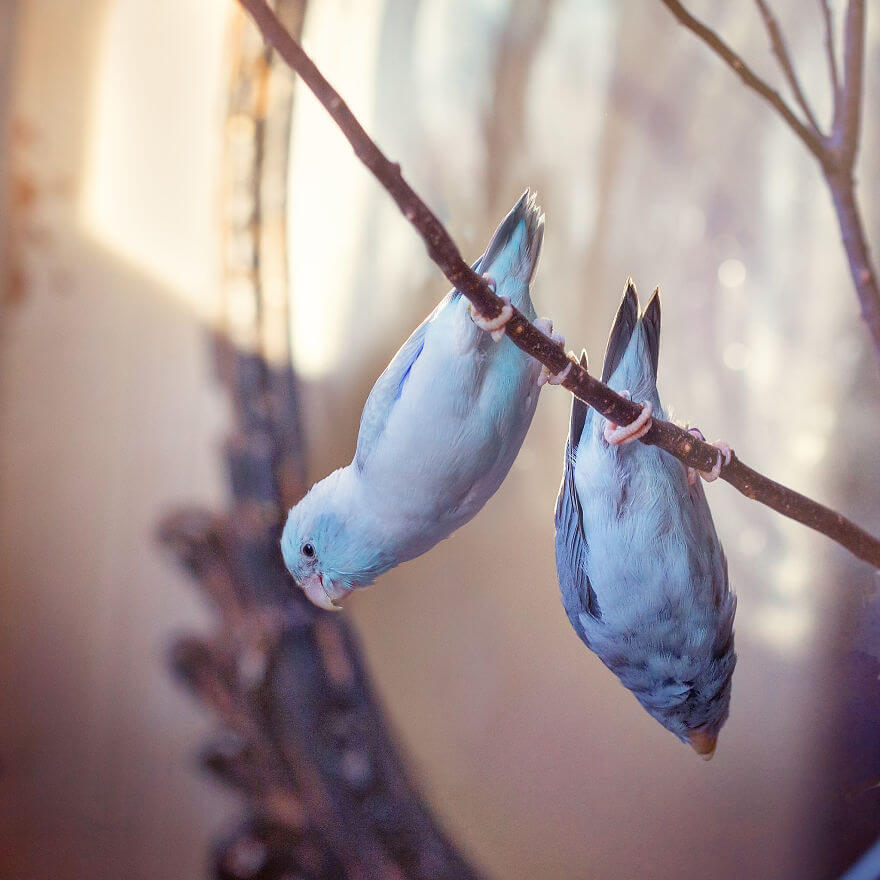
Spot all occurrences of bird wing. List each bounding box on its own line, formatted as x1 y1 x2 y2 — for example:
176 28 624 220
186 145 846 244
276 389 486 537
554 353 601 634
354 301 438 470
354 253 486 470
600 284 661 386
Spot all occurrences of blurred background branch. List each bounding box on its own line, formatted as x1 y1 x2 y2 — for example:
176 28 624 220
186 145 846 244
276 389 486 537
484 0 557 218
658 0 880 369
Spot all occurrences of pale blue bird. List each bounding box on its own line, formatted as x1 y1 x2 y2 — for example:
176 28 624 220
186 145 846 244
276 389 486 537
555 285 737 759
283 191 567 610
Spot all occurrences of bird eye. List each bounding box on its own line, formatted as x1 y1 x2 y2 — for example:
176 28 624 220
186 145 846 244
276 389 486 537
302 542 315 559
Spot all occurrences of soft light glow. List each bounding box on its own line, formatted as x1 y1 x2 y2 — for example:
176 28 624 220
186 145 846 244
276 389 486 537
677 205 706 244
791 431 827 466
723 341 752 371
745 322 780 392
776 555 810 598
82 0 226 321
287 0 384 378
749 552 815 655
753 603 813 654
718 258 746 288
737 526 768 557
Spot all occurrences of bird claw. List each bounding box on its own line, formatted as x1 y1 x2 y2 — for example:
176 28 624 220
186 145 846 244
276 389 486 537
469 275 513 341
686 428 732 485
543 361 572 387
603 391 653 445
534 317 571 386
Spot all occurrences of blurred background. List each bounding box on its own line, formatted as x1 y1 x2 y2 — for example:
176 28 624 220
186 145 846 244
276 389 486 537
1 0 879 878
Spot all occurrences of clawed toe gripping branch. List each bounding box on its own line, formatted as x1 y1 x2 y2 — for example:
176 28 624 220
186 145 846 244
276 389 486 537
236 0 880 570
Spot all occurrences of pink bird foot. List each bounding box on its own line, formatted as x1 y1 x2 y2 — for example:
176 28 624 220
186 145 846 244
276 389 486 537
469 275 514 341
603 391 653 445
686 428 732 485
534 317 572 387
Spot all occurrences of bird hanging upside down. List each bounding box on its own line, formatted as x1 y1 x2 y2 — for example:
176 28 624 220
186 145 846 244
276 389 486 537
554 284 737 760
282 191 567 610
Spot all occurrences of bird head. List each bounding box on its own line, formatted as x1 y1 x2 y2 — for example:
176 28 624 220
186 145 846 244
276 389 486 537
281 507 349 611
280 471 358 611
280 468 391 611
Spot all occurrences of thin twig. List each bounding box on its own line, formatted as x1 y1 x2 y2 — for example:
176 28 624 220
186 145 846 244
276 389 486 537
820 0 842 110
821 0 880 370
752 0 823 134
836 0 864 168
657 0 825 160
236 0 880 570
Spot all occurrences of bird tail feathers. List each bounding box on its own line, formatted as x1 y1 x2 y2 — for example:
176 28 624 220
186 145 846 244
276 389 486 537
601 282 661 400
481 189 544 285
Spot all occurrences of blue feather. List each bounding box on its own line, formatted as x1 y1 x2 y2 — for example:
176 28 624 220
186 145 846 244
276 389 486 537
555 288 737 757
283 192 548 609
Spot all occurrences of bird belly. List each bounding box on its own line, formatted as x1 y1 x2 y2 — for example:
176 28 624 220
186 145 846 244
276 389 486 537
361 330 540 557
573 439 721 635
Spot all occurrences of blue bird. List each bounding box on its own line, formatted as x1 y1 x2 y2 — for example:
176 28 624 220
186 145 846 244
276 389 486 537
554 285 737 759
283 191 567 610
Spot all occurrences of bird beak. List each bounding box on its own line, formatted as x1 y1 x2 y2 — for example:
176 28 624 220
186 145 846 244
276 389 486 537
687 728 718 761
300 573 344 612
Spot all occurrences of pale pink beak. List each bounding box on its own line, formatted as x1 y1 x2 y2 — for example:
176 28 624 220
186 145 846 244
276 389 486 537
687 728 718 761
300 573 345 611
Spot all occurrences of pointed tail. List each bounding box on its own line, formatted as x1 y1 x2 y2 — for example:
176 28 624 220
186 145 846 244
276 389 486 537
480 189 545 285
600 282 661 397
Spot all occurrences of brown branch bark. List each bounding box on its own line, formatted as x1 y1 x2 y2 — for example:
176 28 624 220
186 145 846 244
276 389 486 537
236 0 880 570
657 0 880 376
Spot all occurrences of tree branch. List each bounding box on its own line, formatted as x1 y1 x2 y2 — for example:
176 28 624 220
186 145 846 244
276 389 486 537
752 0 823 134
817 0 880 376
836 0 864 168
235 0 880 570
656 0 880 371
656 0 825 159
819 0 842 111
